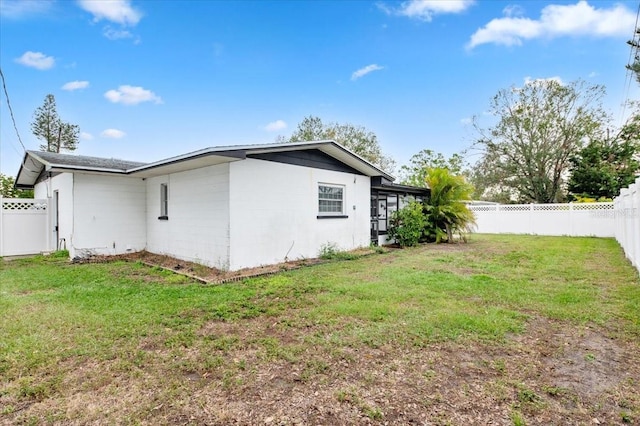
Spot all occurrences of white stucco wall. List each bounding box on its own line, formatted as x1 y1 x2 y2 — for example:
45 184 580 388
145 163 230 269
228 158 370 270
34 173 74 252
71 173 146 257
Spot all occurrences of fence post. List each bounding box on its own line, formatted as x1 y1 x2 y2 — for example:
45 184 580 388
0 196 3 257
569 203 574 236
46 197 52 253
632 179 640 269
530 203 534 235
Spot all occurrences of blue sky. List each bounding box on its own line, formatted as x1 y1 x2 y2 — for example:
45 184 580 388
1 0 638 177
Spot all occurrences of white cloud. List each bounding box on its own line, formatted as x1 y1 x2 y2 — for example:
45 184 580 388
524 76 564 86
103 26 134 40
101 129 126 139
1 0 53 18
62 80 90 91
104 85 162 105
264 120 287 132
588 71 598 78
468 1 636 49
15 51 55 70
502 4 524 17
381 0 474 21
80 132 94 140
77 0 142 26
351 64 384 81
460 117 473 125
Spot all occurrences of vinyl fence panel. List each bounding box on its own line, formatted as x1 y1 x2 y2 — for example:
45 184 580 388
0 197 50 256
468 203 615 237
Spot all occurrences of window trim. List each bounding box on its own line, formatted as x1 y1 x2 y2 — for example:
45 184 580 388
317 183 347 218
159 183 169 220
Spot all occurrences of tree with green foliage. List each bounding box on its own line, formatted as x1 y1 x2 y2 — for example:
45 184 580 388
387 201 426 247
0 173 34 198
472 79 608 203
399 149 467 187
285 115 395 173
31 94 79 153
423 168 475 243
568 112 640 200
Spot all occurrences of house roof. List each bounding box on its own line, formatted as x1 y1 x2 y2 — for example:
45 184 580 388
15 140 394 188
15 151 148 188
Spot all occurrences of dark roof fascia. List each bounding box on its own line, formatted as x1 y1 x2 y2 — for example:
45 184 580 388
227 140 392 180
290 141 394 181
371 179 430 196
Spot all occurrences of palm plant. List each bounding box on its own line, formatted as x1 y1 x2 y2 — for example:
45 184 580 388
423 168 476 243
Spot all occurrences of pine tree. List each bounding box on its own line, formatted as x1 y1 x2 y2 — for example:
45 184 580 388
31 94 79 153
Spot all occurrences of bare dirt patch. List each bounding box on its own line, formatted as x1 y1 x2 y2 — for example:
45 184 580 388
3 238 639 425
81 248 385 284
80 250 327 284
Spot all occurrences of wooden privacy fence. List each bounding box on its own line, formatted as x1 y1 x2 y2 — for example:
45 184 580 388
614 177 640 273
468 202 615 237
0 197 50 257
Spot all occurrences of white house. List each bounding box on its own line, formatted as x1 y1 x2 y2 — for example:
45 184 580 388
15 141 428 270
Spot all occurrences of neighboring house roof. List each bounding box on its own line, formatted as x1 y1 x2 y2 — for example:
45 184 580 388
15 140 394 188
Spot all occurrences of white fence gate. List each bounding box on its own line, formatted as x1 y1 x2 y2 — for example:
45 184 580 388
614 177 640 273
468 202 615 237
0 197 50 257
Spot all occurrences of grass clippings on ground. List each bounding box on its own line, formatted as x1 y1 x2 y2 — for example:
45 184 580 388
1 234 639 425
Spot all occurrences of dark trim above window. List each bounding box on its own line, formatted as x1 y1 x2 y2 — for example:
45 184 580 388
317 215 349 219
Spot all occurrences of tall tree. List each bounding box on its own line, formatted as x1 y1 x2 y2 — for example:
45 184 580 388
286 115 395 173
31 94 79 153
472 79 607 203
399 149 467 187
568 110 639 200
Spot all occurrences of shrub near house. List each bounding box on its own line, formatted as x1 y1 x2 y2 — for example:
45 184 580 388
387 202 425 247
389 168 475 246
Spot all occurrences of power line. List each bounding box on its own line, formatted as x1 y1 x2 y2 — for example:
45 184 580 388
620 2 640 125
0 67 27 152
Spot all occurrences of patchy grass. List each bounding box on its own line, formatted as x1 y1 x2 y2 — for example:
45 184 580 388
1 234 639 425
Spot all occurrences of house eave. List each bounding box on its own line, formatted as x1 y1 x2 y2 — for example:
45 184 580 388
126 140 394 180
127 151 246 178
15 152 46 189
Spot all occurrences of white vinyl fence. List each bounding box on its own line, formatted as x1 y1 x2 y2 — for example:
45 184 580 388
468 202 615 237
614 177 640 272
468 177 640 275
0 197 50 257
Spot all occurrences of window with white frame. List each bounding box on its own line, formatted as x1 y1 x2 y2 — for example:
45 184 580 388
318 184 345 216
159 183 169 219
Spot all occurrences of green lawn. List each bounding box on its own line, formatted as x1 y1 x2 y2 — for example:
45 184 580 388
1 235 639 425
